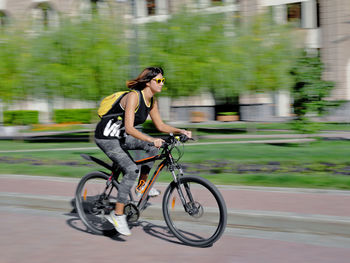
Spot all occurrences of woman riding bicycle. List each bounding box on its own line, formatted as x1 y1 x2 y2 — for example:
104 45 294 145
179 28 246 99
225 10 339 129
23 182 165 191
94 67 192 236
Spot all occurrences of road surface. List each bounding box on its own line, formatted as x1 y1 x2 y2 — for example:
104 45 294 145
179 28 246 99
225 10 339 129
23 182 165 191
1 174 350 263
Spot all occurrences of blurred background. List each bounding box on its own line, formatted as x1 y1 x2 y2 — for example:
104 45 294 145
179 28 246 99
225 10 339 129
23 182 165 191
0 0 349 129
2 3 350 257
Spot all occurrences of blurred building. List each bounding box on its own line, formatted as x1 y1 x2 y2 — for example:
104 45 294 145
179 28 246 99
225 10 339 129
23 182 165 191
1 0 349 122
240 0 350 122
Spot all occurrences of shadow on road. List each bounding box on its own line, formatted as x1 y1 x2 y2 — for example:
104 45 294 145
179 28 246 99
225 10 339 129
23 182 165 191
64 210 185 245
64 212 127 242
66 197 193 246
131 220 184 246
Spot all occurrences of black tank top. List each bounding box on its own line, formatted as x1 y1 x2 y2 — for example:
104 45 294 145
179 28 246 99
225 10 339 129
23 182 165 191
94 90 153 139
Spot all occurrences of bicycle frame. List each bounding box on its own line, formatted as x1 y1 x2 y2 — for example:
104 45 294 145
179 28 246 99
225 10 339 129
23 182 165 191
82 137 191 214
132 148 210 222
133 145 184 211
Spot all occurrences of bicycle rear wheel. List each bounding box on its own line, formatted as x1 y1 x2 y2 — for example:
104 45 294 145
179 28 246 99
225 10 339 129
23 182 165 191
75 171 118 235
162 175 227 247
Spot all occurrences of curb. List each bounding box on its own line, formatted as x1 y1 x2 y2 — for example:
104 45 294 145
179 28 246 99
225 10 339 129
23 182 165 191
3 173 350 195
2 192 350 237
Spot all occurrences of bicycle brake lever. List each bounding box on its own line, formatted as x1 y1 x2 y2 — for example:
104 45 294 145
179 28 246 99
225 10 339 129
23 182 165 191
179 134 194 143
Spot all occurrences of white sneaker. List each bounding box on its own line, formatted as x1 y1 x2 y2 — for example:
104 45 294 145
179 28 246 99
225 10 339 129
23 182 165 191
135 182 160 198
105 212 131 236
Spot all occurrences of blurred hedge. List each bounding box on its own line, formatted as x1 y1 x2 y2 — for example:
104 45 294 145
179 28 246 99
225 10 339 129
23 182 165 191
142 120 158 134
53 109 95 124
4 110 39 125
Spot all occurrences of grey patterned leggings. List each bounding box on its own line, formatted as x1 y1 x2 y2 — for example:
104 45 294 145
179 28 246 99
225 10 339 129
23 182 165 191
95 136 158 204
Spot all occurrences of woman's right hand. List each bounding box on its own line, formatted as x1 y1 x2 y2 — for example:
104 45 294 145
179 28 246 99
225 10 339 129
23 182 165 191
153 138 164 148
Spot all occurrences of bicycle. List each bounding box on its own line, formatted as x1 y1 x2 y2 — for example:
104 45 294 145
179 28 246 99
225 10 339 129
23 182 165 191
75 134 227 247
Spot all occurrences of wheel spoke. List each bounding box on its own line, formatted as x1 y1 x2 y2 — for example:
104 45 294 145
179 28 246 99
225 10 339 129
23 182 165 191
75 172 118 235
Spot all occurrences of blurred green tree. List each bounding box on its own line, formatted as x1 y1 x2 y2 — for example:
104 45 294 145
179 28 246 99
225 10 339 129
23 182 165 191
0 8 301 125
140 11 298 105
232 13 299 130
231 14 298 97
22 16 130 104
140 11 236 99
290 52 336 133
0 29 29 105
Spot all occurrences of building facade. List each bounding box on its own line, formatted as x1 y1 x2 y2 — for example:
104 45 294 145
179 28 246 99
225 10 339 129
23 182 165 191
1 0 349 122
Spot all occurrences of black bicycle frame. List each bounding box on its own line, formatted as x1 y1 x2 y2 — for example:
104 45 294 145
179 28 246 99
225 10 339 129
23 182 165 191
133 145 185 210
91 144 187 212
133 154 164 209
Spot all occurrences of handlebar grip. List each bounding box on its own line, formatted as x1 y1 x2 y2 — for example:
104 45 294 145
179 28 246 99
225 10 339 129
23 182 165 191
148 142 168 149
178 134 192 143
148 134 194 149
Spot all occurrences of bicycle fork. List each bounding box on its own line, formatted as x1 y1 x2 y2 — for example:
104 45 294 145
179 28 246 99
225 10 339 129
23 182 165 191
169 164 197 215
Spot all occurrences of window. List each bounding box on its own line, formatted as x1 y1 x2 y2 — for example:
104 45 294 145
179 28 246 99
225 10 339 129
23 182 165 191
90 0 99 14
79 0 110 17
316 0 320 27
35 2 51 28
146 0 156 16
287 2 301 27
31 2 58 30
90 0 108 15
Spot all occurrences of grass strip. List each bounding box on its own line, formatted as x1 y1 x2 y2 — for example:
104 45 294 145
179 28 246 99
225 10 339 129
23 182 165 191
1 139 350 190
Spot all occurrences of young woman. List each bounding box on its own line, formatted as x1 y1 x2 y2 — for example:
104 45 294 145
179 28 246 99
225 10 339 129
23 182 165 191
94 67 191 236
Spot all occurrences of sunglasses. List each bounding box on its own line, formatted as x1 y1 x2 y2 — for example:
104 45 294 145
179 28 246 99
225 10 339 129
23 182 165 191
152 78 165 84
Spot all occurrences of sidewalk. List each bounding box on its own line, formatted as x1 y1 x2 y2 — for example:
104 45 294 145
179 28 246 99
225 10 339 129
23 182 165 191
1 174 350 236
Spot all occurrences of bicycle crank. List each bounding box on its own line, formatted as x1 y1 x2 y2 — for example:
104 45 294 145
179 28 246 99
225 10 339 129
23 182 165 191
124 203 140 222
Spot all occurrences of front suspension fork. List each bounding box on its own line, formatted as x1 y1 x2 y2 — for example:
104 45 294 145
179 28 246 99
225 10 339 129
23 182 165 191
169 164 195 213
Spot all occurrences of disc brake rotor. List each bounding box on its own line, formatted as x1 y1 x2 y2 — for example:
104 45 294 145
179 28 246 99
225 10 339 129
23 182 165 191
187 202 204 218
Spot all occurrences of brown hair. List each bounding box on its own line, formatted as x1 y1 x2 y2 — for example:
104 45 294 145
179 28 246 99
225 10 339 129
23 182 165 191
126 67 164 91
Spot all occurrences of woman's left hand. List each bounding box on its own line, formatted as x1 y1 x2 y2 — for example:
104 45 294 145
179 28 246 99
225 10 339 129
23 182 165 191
180 129 192 138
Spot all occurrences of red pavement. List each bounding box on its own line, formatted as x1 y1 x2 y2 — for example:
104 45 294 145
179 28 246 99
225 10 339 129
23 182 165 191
2 210 350 263
1 174 350 218
2 174 350 263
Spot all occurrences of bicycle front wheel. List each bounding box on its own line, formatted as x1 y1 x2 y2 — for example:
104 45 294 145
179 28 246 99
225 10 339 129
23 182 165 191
75 171 118 236
162 175 227 247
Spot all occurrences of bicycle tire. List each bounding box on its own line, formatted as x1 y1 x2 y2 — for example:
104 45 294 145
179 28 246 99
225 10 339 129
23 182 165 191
75 171 119 236
162 175 227 247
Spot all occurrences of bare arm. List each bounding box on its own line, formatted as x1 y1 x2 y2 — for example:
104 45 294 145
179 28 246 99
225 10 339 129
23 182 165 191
149 100 192 137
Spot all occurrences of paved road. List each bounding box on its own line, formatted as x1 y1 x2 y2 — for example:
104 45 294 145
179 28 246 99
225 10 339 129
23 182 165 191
1 174 350 263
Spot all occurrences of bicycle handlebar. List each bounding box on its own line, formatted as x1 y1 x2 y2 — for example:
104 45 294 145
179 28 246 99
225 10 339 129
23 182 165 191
147 134 193 148
162 134 193 148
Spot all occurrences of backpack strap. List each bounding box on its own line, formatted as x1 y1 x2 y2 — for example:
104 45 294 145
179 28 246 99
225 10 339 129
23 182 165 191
131 90 141 113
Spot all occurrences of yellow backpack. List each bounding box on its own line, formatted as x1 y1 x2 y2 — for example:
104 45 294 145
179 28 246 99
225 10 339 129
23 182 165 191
97 90 140 118
97 91 128 118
